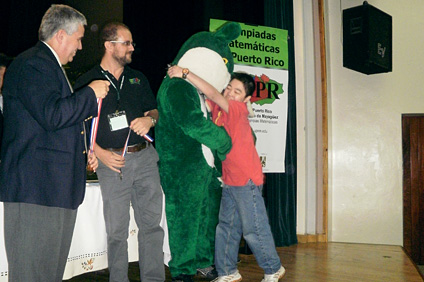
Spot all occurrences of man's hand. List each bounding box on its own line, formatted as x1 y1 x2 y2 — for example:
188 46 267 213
87 151 99 172
88 80 110 99
130 117 152 136
94 143 125 173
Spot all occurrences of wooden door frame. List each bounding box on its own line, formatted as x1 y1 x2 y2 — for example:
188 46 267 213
319 0 329 243
297 0 328 243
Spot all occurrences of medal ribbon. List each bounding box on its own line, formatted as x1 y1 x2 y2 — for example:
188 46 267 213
89 98 103 152
122 129 131 157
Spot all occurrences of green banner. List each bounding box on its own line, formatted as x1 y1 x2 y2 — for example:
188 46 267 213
210 19 288 70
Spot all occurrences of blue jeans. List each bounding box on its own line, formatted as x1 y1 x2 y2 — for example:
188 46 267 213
215 180 281 276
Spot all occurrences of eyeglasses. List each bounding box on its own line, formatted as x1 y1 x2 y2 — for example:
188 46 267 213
109 41 136 47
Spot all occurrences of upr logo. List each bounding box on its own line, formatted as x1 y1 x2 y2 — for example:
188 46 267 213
251 74 284 105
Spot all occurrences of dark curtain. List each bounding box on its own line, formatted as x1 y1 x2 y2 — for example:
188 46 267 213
263 0 298 246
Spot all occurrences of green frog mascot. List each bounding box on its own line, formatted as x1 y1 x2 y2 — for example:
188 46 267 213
156 22 241 282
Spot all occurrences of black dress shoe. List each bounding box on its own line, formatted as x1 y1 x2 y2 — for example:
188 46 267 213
197 265 218 280
171 274 194 282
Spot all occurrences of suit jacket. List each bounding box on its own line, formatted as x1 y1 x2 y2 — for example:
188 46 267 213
0 41 98 209
0 109 3 155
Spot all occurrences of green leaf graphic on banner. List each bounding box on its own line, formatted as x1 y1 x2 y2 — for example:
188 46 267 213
251 74 284 105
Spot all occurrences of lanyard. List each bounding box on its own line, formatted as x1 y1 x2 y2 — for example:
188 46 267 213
101 70 124 112
99 68 154 145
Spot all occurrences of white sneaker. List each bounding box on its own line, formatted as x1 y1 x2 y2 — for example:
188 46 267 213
212 270 242 282
261 266 286 282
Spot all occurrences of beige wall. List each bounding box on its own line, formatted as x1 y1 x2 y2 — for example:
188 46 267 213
319 0 424 245
295 0 424 245
293 0 308 237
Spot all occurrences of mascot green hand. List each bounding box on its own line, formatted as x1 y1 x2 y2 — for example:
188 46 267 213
156 22 241 280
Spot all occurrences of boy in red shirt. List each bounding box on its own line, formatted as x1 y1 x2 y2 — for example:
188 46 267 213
168 66 285 282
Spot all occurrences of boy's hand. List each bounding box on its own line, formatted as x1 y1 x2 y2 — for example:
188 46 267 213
168 65 183 78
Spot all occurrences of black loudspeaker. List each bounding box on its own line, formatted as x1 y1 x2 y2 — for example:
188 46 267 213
343 1 392 75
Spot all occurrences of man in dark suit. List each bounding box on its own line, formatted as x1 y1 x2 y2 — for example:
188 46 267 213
0 4 109 281
0 53 12 157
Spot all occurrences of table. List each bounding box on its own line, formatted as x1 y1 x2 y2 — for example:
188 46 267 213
0 182 171 280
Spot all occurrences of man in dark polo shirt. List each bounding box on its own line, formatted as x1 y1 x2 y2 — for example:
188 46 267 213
74 22 164 282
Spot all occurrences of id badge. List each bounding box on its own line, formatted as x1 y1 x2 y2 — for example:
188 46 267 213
108 110 128 131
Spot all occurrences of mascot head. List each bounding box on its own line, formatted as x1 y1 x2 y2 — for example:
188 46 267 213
171 22 241 93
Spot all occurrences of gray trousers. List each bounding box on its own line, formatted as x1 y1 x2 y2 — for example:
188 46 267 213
96 144 165 282
3 202 77 282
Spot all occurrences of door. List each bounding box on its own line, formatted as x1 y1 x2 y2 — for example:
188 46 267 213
402 114 424 264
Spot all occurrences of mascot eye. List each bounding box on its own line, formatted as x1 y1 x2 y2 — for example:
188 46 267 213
222 58 228 64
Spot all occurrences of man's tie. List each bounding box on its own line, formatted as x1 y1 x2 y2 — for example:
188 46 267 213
61 66 73 93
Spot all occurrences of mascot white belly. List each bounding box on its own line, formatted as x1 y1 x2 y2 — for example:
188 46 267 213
178 47 231 168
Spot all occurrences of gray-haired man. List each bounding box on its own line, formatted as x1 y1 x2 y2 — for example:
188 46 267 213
0 4 109 281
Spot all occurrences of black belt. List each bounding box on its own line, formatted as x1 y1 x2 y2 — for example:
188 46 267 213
107 142 148 153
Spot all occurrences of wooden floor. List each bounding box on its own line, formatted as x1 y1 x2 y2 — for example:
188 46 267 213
65 242 424 281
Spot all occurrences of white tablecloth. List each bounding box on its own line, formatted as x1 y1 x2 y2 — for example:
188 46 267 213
0 182 171 280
